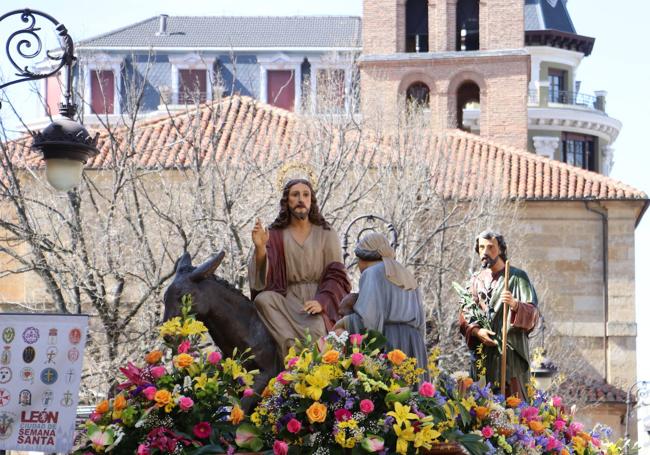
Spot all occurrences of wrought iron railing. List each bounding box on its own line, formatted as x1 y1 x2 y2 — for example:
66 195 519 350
528 88 601 110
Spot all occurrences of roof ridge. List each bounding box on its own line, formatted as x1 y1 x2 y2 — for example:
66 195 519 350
77 15 158 46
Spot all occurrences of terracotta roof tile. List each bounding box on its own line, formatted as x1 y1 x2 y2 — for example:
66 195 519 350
7 96 647 208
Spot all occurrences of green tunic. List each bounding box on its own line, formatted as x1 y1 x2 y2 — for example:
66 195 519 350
460 266 539 401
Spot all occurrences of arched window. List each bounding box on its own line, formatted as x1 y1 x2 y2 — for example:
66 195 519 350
406 0 429 53
456 0 479 51
457 81 480 133
406 82 430 107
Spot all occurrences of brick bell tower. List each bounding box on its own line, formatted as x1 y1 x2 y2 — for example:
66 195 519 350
359 0 530 150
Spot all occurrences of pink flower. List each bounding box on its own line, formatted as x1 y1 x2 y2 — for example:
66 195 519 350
521 406 539 421
89 411 102 423
207 351 222 364
137 444 150 455
568 422 583 437
552 396 563 408
350 352 364 367
335 409 352 422
481 426 494 438
418 381 436 398
287 357 299 368
178 340 191 354
554 419 567 432
243 388 254 398
546 437 562 450
349 333 364 346
276 371 289 385
286 418 302 434
273 440 289 455
359 399 374 414
193 422 212 439
178 396 194 411
150 366 166 379
142 386 157 400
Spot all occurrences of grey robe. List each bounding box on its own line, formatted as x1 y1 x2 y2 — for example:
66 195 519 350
338 262 428 372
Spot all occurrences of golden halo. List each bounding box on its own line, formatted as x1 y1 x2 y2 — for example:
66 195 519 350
275 162 318 192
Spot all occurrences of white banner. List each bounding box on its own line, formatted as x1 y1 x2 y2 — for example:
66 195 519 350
0 313 88 453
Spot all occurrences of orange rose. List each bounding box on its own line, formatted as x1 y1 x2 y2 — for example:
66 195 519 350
322 350 340 364
561 449 570 455
462 377 473 389
475 406 489 420
230 405 245 424
113 394 127 411
387 349 407 366
154 389 172 407
174 353 194 368
306 402 327 423
528 420 544 433
145 350 163 364
95 399 109 414
506 396 522 408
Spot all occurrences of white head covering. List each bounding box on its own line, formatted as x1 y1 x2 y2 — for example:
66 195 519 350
355 232 418 290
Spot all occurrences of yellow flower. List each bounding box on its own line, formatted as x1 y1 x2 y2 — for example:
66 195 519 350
387 349 407 365
387 402 418 427
414 424 441 449
306 402 327 423
174 353 194 368
180 319 208 337
528 420 545 433
322 350 340 364
230 405 245 424
296 352 313 371
159 318 181 337
154 389 172 408
393 422 415 454
194 373 208 390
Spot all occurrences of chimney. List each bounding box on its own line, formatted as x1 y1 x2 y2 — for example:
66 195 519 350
156 14 169 36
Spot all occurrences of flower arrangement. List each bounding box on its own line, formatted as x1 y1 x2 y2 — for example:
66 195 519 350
74 296 257 454
243 330 486 455
74 297 631 455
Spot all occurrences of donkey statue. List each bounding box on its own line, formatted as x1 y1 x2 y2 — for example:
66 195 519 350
163 251 282 397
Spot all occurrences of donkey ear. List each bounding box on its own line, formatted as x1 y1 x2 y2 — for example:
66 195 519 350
175 252 193 273
189 251 226 282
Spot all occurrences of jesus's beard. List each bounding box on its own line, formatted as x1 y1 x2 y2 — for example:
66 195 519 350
290 206 308 220
481 255 497 269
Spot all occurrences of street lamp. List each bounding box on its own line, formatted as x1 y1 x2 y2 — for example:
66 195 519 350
0 9 98 191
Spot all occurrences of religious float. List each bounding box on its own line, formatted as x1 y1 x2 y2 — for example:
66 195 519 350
73 293 627 455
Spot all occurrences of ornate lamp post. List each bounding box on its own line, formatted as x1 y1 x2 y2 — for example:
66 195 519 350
0 9 98 191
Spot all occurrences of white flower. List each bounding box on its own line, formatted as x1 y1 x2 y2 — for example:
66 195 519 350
451 371 470 381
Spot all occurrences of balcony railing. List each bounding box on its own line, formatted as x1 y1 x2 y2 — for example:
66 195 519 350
528 88 605 112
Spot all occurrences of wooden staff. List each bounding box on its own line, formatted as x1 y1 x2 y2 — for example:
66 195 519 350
500 260 510 397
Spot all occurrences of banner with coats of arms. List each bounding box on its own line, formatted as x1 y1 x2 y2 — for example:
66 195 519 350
0 313 88 453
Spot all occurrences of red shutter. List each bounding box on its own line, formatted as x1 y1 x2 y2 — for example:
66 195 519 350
45 73 62 116
90 70 115 114
267 70 295 111
179 69 207 104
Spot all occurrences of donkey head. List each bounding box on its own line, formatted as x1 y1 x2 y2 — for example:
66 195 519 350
163 251 226 321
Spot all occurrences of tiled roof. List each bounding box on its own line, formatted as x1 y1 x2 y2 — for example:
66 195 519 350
77 16 362 49
561 375 628 404
9 97 647 208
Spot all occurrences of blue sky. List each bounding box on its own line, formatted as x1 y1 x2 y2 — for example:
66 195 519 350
1 0 648 380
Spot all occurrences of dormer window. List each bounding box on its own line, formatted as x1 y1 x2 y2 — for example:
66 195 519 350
90 70 115 114
456 0 479 51
169 54 215 106
179 69 207 104
82 55 122 116
406 0 429 53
